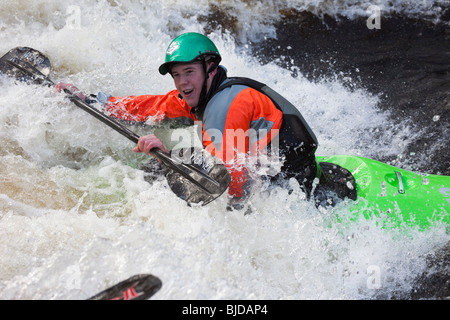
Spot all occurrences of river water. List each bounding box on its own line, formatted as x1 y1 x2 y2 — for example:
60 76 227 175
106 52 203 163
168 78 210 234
0 0 449 300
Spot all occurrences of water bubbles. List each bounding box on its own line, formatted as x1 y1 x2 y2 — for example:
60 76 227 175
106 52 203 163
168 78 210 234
346 181 354 190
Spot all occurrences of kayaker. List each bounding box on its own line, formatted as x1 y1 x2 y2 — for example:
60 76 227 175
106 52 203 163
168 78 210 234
57 32 326 210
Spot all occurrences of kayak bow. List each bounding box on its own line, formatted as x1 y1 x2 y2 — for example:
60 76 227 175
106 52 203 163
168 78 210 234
317 155 450 230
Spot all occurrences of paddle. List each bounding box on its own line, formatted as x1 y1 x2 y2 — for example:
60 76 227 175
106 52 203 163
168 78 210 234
0 47 231 205
88 274 162 300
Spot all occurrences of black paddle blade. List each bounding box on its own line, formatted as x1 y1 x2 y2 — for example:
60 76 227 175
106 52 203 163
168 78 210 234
0 47 51 84
87 274 162 300
165 148 231 205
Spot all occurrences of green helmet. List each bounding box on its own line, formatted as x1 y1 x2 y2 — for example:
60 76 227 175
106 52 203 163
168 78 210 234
159 32 221 75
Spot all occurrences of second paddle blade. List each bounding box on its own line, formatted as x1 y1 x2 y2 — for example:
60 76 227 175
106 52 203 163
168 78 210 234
88 274 162 300
0 47 51 84
165 148 231 205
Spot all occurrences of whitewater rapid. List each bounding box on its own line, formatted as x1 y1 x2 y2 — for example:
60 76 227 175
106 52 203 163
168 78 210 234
0 0 448 300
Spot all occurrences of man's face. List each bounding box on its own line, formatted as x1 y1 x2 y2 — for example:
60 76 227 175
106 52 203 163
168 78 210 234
171 62 214 107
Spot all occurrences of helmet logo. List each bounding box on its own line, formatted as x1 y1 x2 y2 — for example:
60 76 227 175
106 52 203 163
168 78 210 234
167 41 180 56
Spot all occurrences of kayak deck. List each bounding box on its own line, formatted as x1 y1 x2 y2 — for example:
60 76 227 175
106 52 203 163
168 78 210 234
317 155 450 230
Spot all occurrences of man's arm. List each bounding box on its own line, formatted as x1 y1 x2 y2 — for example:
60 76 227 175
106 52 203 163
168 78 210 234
56 83 195 125
101 89 195 124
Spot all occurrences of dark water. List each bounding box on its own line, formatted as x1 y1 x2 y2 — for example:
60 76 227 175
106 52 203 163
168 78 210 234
202 7 450 299
252 10 449 176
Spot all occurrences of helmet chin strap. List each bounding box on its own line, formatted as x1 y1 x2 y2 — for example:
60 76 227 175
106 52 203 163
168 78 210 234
191 58 212 118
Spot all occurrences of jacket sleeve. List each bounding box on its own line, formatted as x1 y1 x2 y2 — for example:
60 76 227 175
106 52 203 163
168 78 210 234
100 89 196 124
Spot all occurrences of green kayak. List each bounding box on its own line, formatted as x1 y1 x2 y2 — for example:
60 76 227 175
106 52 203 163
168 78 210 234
317 155 450 231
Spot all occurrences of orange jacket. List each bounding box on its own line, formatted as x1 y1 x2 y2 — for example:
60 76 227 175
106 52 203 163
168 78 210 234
102 85 283 199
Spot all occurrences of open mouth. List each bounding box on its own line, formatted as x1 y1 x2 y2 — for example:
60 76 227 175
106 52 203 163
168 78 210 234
183 89 194 97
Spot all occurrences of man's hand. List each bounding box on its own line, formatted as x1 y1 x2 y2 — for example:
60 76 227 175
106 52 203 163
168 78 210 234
134 134 169 157
55 82 87 101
